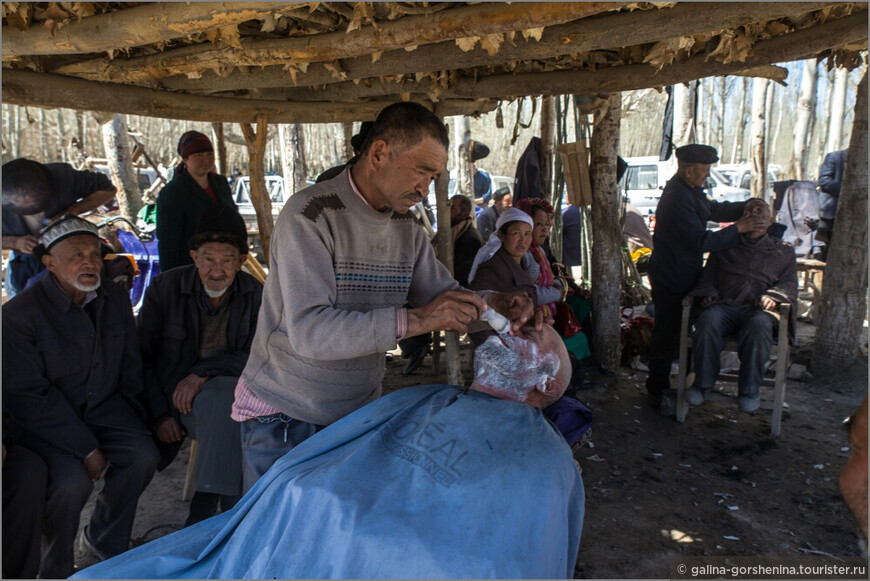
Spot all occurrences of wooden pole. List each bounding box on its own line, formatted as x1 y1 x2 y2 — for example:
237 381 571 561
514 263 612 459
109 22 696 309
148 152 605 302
98 113 142 221
589 94 623 372
540 96 556 204
749 77 769 199
240 115 273 266
211 122 227 176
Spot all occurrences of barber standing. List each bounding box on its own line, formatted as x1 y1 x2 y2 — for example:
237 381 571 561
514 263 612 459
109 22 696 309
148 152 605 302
2 159 116 298
646 144 768 416
232 102 539 491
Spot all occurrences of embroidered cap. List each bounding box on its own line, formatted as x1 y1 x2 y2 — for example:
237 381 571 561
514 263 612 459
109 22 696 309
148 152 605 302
38 214 100 251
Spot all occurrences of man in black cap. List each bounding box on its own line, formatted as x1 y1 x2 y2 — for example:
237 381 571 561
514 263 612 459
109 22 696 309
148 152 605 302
2 158 117 298
138 206 263 525
2 214 159 578
646 144 768 416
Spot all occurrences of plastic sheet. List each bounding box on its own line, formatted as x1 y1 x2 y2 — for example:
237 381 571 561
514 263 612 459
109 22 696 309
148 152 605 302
74 385 584 579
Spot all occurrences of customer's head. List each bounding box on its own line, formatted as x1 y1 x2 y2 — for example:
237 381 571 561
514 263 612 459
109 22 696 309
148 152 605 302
189 206 248 298
2 158 55 216
742 198 773 239
471 324 570 408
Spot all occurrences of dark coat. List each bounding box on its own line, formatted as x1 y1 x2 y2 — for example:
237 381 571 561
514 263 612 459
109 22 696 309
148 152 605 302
469 247 537 301
137 264 263 426
648 175 745 295
816 149 847 220
2 275 149 459
476 205 500 243
2 163 114 295
156 168 237 271
513 137 542 203
453 224 483 288
689 233 798 343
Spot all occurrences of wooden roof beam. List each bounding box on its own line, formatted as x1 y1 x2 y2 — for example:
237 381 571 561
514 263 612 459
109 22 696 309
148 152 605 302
154 2 836 93
0 68 496 123
2 3 307 59
250 9 868 102
52 2 631 83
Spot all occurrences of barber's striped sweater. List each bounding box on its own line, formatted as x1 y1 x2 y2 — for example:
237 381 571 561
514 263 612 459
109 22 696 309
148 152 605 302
242 168 459 426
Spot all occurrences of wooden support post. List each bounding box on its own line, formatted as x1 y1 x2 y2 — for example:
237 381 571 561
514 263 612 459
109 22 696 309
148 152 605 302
240 115 273 266
211 122 227 177
589 94 623 372
540 96 556 203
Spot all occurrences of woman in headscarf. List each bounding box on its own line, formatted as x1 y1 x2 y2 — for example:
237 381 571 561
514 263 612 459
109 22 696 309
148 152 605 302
514 198 591 363
156 131 238 270
468 207 536 297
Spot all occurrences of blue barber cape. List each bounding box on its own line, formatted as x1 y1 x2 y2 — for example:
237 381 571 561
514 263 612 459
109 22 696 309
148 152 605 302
74 385 585 579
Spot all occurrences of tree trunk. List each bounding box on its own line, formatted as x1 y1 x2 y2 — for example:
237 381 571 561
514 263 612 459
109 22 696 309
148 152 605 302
812 70 868 375
771 84 786 163
99 113 142 220
826 67 848 153
672 82 695 146
540 96 556 203
211 122 227 176
284 124 308 195
342 122 354 160
455 116 472 199
589 93 622 372
696 79 707 144
731 78 749 164
717 77 726 152
749 78 769 199
240 116 273 266
814 67 836 173
790 58 818 179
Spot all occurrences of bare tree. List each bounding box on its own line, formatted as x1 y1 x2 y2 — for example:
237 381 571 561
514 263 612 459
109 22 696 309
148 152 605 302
717 77 727 152
99 113 142 220
826 66 849 153
731 77 749 164
812 70 868 375
789 59 818 179
540 96 556 201
280 124 308 195
672 81 696 146
749 78 769 198
454 115 472 198
589 93 622 372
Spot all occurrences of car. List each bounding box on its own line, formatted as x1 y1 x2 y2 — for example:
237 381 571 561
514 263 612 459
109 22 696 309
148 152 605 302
715 163 782 195
424 169 513 219
92 163 160 195
622 156 751 218
234 175 314 261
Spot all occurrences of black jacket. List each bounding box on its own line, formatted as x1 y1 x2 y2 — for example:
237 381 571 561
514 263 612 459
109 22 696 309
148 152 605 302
2 275 149 459
137 264 263 426
648 176 745 295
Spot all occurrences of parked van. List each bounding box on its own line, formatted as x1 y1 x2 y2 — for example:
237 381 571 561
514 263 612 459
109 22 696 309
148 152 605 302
622 156 751 216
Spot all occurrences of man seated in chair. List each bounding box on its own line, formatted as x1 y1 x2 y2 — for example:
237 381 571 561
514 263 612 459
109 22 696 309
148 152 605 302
138 206 263 526
686 199 798 413
73 324 584 580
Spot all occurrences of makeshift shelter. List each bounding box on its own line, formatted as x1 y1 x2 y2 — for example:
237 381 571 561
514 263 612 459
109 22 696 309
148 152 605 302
3 1 867 375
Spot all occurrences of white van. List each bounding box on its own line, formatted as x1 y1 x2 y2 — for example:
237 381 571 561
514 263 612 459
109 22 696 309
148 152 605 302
622 156 751 216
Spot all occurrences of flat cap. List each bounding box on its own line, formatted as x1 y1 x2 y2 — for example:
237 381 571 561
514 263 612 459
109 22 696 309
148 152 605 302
38 214 100 251
675 144 719 164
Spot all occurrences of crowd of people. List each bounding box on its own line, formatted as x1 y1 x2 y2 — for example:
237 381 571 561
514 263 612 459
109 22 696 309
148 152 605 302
1 100 864 579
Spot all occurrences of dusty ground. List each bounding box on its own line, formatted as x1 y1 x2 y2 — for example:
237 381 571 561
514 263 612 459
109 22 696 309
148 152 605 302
73 321 868 578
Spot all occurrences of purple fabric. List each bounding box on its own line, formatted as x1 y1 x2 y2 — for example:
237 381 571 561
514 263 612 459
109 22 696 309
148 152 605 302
543 395 593 446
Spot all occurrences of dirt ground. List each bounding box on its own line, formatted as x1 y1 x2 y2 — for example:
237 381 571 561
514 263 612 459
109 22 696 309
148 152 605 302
73 321 868 578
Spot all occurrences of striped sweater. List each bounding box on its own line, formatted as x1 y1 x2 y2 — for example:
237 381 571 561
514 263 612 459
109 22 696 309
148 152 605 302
241 168 459 426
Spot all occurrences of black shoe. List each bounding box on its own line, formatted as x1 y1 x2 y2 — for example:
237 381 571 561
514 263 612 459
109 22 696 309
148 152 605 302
403 348 428 375
185 491 220 527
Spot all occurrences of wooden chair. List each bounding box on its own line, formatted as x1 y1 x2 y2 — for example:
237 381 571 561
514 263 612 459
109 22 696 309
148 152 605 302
181 440 198 502
675 297 790 437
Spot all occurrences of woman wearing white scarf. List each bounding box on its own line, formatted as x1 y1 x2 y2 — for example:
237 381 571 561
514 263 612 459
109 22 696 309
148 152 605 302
467 207 534 284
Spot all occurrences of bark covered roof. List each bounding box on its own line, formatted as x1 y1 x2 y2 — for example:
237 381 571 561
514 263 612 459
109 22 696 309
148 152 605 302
2 2 867 123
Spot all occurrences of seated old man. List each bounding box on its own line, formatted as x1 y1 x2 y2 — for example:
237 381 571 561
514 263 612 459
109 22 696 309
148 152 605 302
2 215 159 578
74 323 584 580
138 206 263 526
686 199 798 412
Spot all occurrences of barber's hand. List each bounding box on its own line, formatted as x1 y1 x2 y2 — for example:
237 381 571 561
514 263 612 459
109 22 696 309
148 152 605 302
757 295 777 312
12 235 39 254
153 416 185 444
83 449 107 481
407 290 487 336
487 290 548 333
700 296 715 308
734 213 768 234
172 374 207 415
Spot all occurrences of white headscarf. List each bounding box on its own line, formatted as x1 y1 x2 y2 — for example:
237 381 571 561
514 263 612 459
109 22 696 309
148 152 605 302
467 208 534 284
